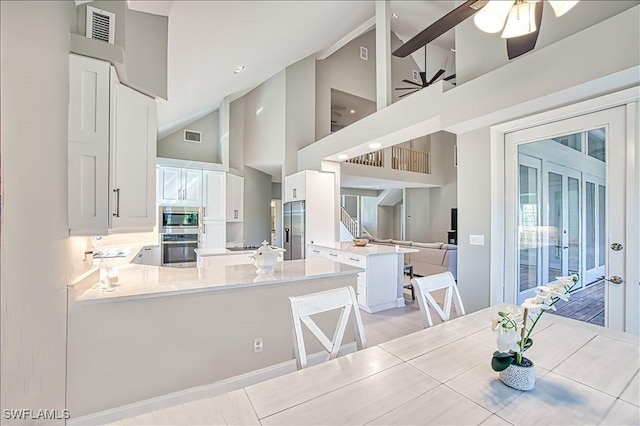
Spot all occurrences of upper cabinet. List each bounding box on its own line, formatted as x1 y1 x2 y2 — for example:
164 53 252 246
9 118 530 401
226 174 244 222
157 166 203 207
68 54 156 235
203 171 226 221
284 171 307 202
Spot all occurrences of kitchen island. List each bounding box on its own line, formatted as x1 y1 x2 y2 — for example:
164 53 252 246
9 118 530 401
308 242 418 313
67 257 362 418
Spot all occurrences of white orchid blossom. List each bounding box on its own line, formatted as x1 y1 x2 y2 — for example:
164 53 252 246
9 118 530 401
491 275 580 365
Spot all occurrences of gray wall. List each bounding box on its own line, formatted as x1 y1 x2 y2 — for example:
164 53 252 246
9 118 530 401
457 127 492 313
343 196 358 218
157 110 221 163
271 183 282 200
229 97 245 171
75 0 168 99
243 166 272 246
315 29 421 140
404 188 430 241
455 0 638 84
285 56 316 175
0 0 88 418
426 132 458 243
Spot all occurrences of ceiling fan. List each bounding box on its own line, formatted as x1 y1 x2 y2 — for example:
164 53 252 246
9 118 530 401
395 47 456 98
393 0 580 61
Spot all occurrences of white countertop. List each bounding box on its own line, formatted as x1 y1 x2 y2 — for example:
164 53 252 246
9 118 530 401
194 248 255 256
73 257 362 305
309 242 418 255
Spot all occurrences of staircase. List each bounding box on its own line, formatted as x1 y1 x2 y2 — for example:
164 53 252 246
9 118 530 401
340 207 372 239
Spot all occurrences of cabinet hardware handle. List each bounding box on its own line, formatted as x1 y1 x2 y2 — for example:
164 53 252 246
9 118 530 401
329 253 338 257
312 250 319 254
349 257 359 261
203 207 206 217
293 188 296 198
183 188 186 200
113 188 120 217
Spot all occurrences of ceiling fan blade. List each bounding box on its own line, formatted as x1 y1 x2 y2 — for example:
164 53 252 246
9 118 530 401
443 74 456 81
506 1 543 60
392 0 488 58
398 90 418 98
427 69 446 85
419 71 428 87
402 79 423 87
395 87 420 90
332 110 343 117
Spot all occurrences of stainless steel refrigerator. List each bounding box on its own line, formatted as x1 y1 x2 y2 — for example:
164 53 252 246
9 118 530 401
283 201 305 260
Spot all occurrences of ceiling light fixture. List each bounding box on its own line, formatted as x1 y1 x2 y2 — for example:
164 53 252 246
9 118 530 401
234 65 245 74
392 13 399 19
369 143 382 149
350 109 355 114
337 154 349 160
474 0 579 38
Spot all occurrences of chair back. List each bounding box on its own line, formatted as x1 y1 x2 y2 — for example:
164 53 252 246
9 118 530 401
412 271 466 328
289 286 366 369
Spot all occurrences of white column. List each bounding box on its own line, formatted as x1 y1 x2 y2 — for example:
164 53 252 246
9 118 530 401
375 0 391 110
321 160 341 242
218 96 231 171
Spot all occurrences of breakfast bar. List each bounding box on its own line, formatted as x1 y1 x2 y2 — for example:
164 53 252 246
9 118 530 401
67 257 363 417
116 306 639 425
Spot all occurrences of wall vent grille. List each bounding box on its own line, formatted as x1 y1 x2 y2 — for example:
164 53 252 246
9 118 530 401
86 6 115 44
360 46 368 61
184 130 202 143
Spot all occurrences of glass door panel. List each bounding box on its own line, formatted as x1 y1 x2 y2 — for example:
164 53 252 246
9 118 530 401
567 177 581 276
547 172 563 282
519 163 540 294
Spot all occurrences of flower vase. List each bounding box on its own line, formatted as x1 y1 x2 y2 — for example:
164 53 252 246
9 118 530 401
499 358 535 391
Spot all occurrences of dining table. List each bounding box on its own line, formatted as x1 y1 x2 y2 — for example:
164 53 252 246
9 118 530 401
128 306 640 425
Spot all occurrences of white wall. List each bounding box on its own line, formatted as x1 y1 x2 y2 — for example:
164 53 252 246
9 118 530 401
0 1 90 421
229 97 245 171
456 1 638 84
157 110 221 163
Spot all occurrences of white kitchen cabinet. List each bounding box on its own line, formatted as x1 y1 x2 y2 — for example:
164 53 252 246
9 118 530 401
226 173 244 222
284 171 306 202
202 221 226 249
157 166 203 206
110 78 157 230
203 171 226 221
68 54 156 235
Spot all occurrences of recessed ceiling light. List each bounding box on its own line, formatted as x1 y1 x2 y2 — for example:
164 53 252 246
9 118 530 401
369 143 382 149
337 154 349 160
392 13 399 18
450 48 456 53
234 65 245 74
350 109 356 114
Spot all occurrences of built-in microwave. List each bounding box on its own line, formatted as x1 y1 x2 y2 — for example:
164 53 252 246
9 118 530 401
159 206 201 234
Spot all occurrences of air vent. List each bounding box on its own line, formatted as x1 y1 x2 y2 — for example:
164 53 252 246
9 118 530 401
86 6 115 44
360 46 368 61
412 70 420 82
184 130 202 143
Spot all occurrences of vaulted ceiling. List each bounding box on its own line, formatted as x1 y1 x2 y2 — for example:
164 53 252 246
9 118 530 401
128 0 456 138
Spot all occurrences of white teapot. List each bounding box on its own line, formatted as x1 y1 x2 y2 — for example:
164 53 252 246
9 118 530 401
249 241 285 274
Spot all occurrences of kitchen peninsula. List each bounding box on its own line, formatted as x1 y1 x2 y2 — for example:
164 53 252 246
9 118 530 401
67 257 362 417
308 242 418 313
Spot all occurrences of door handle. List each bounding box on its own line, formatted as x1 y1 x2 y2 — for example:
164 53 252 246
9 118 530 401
605 276 624 285
113 188 120 217
285 228 290 243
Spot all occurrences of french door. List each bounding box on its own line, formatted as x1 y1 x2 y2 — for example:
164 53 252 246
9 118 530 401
505 105 637 331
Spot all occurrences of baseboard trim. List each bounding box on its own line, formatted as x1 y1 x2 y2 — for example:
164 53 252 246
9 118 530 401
68 343 357 425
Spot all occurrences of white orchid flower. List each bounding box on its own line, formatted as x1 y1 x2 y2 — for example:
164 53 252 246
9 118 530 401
537 285 570 301
491 317 502 331
496 328 521 353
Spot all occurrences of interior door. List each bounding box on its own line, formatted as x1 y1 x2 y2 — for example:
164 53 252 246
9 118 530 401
505 105 635 331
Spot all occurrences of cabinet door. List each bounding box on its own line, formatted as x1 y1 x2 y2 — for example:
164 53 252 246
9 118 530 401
226 174 244 222
182 169 203 206
158 166 181 205
203 171 226 221
68 55 110 234
202 221 226 249
110 83 157 230
285 172 306 202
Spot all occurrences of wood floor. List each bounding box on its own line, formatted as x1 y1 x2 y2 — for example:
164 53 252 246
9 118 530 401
548 280 605 326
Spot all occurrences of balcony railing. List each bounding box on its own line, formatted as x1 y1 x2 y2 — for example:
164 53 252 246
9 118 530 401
392 146 430 174
346 150 384 167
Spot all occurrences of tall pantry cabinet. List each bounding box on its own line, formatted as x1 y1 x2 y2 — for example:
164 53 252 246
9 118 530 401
68 54 156 235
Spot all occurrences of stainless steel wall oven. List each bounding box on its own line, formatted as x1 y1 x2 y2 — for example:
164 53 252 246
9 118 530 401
159 206 201 267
